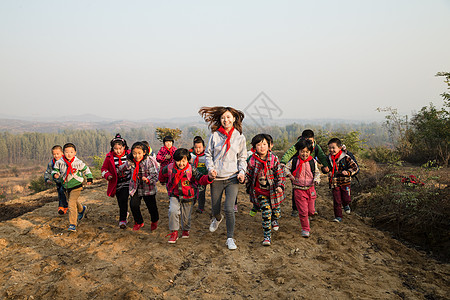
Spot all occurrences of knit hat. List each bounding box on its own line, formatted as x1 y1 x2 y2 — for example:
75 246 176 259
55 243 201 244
110 133 128 149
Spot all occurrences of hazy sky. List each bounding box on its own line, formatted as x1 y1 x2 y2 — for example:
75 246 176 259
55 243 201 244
1 0 449 122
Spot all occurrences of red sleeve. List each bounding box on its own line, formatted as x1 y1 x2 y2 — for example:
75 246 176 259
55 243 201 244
101 154 112 179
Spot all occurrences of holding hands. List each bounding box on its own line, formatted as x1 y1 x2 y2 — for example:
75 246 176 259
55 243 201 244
208 170 217 181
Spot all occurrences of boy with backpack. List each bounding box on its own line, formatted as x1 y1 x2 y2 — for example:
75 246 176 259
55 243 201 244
280 129 330 216
326 138 359 223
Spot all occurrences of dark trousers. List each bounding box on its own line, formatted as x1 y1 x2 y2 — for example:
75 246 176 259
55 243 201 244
196 188 206 210
56 183 68 208
130 193 159 224
332 185 351 218
116 187 129 222
291 190 297 211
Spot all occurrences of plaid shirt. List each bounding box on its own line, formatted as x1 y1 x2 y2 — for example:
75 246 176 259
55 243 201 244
327 152 359 188
119 156 159 196
156 146 177 170
245 152 286 208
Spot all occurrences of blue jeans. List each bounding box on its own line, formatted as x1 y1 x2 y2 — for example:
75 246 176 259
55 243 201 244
56 183 68 208
210 177 239 238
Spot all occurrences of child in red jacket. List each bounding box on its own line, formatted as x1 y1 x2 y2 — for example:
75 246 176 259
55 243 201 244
159 148 216 244
101 134 131 229
156 135 177 170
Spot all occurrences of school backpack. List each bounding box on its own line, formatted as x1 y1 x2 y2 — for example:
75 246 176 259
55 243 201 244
290 156 316 177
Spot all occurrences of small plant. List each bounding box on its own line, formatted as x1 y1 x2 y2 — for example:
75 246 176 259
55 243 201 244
421 160 442 170
155 127 182 142
28 175 52 194
89 154 105 180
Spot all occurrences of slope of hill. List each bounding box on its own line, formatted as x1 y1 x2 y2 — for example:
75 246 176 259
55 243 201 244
0 179 448 299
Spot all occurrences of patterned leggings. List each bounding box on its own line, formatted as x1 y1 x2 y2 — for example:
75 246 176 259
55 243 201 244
259 195 281 238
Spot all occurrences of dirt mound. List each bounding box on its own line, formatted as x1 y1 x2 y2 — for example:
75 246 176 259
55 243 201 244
0 179 449 299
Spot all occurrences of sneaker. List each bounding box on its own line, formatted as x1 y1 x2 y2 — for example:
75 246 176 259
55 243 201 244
209 215 223 232
167 231 178 244
344 205 351 215
272 220 279 231
58 207 65 215
313 210 319 216
249 209 257 217
150 221 158 231
333 217 342 223
119 221 127 229
68 224 76 232
291 210 298 217
77 206 87 222
196 208 204 214
234 205 238 213
181 230 190 238
262 237 271 246
226 238 237 250
301 230 310 238
132 222 144 231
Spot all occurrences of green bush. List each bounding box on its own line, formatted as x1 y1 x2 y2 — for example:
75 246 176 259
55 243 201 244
28 175 52 194
362 146 402 165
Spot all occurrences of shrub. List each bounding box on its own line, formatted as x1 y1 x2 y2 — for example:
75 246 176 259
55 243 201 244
28 175 52 194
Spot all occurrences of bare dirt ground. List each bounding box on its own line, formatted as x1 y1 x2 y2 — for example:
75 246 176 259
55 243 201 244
0 177 449 299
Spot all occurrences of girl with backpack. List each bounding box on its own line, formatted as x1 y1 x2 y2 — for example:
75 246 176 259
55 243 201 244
284 138 321 238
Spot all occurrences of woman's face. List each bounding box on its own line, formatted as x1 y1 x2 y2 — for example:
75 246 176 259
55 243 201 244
220 110 235 129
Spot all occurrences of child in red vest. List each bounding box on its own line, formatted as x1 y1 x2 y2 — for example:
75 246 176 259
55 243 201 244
156 135 177 170
159 148 216 243
284 138 320 238
245 134 286 246
101 134 131 229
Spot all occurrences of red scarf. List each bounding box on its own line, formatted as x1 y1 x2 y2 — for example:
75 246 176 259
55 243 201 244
253 153 270 175
113 151 126 166
62 156 76 183
292 155 313 177
193 151 205 167
330 150 343 180
172 164 189 191
217 126 235 155
164 146 173 155
132 158 142 182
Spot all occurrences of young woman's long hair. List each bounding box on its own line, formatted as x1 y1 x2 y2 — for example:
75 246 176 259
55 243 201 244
198 106 245 134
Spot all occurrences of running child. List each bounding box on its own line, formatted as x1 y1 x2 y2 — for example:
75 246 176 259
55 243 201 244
119 142 160 231
284 139 320 238
326 138 359 223
44 145 68 215
280 129 330 216
101 134 131 229
52 143 93 232
190 136 208 213
156 136 177 170
245 134 285 246
159 148 216 243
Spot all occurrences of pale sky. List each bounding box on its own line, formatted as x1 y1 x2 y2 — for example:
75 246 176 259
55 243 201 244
1 0 449 122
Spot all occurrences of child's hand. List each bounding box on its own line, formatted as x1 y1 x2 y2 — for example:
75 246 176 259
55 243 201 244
276 187 283 193
165 154 171 160
342 170 349 176
237 173 245 183
54 173 60 179
86 182 92 185
142 177 149 184
107 175 113 181
289 174 295 181
209 170 217 180
323 166 330 173
314 181 319 186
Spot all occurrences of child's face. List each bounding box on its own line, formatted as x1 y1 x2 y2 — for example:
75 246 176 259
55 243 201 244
52 149 63 161
132 148 145 161
220 110 235 129
328 143 342 156
255 139 269 157
113 144 125 156
164 141 173 149
299 148 312 161
175 157 188 169
193 142 204 155
63 147 76 160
